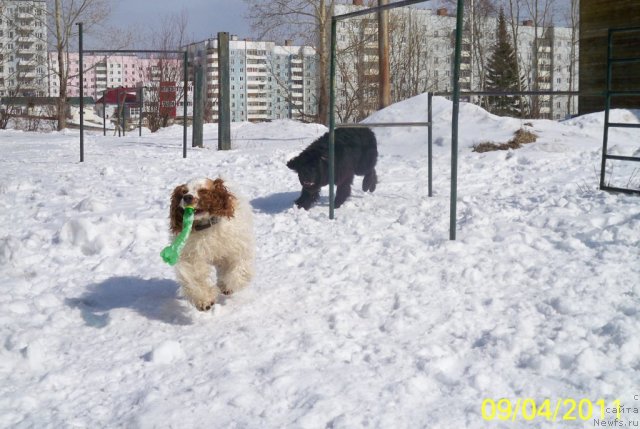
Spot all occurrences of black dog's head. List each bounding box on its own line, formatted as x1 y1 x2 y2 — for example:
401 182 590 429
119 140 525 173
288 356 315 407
287 155 326 191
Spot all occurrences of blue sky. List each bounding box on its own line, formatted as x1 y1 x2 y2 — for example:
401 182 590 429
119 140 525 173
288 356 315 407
96 0 572 50
105 0 252 46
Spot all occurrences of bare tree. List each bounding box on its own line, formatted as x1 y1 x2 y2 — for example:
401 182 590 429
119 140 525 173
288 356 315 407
564 0 579 115
377 0 390 109
505 0 527 114
333 9 380 122
388 9 434 102
527 0 553 118
142 10 190 132
505 0 553 118
243 0 335 125
46 0 111 130
446 0 496 106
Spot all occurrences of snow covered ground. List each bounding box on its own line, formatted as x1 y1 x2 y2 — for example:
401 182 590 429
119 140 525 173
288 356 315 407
1 95 639 428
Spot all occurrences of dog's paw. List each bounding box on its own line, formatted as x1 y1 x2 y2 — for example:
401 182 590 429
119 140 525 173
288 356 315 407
218 284 234 295
194 299 215 311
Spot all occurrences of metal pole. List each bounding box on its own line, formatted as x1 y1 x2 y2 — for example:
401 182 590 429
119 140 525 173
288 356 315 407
600 29 613 189
77 22 84 162
428 92 433 197
138 87 142 137
193 64 204 147
450 0 465 240
183 50 188 157
122 91 126 137
378 0 391 109
217 33 231 150
138 87 143 137
192 64 198 147
102 89 106 136
116 88 120 137
329 18 338 220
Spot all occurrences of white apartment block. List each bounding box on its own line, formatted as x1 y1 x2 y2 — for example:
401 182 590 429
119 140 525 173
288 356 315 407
0 0 48 97
334 2 579 120
187 37 318 123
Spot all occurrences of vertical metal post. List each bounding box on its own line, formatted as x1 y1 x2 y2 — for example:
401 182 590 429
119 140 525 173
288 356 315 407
218 32 231 150
428 92 433 197
122 90 126 137
77 22 84 162
378 0 391 109
138 87 143 136
116 88 121 137
600 29 613 189
183 50 188 157
102 89 106 136
450 0 465 240
329 18 338 220
192 64 204 147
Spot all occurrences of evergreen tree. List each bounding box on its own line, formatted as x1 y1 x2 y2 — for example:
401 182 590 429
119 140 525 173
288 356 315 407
484 9 525 117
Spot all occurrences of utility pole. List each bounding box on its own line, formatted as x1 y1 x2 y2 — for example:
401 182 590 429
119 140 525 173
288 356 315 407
378 0 391 109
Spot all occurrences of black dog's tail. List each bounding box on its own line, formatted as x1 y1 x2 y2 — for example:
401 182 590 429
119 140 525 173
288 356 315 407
362 169 377 192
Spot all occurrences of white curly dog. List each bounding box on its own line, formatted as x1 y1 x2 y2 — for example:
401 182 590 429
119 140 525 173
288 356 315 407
168 178 254 311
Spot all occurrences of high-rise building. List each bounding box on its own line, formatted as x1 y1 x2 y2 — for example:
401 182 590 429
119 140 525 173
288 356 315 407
334 2 579 120
0 0 48 97
48 53 157 99
187 37 318 123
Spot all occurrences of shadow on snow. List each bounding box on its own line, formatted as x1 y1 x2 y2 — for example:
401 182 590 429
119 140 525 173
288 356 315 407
66 276 192 327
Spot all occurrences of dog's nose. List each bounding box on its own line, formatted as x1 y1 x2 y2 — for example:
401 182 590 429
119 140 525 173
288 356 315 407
183 194 194 205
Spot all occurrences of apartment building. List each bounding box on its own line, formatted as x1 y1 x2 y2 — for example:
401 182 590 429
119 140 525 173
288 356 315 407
49 52 194 117
334 2 579 120
0 0 48 97
187 37 318 123
48 53 153 99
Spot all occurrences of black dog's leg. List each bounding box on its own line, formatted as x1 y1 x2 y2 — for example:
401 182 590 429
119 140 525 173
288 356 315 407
334 175 354 208
362 168 377 192
295 188 319 210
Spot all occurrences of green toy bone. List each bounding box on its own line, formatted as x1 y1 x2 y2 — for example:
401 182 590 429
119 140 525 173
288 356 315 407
161 206 195 266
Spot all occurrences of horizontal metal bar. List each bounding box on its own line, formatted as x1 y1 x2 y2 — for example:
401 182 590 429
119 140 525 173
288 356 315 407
607 123 640 129
609 26 640 34
609 57 640 64
435 90 598 97
337 122 431 128
333 0 430 21
601 185 640 195
604 154 640 162
608 90 640 97
81 49 185 54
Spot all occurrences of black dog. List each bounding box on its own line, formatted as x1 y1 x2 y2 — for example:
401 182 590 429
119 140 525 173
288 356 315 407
287 127 378 210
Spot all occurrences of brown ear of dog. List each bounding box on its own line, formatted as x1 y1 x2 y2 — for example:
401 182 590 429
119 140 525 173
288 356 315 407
169 184 187 235
202 178 236 219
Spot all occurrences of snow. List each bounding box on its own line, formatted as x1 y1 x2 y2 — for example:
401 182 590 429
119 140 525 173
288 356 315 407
1 95 639 428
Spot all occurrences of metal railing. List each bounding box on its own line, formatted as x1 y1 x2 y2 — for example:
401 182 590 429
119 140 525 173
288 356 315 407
601 26 640 195
328 0 444 222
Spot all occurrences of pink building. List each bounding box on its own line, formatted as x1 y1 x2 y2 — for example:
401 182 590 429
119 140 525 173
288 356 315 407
48 53 185 99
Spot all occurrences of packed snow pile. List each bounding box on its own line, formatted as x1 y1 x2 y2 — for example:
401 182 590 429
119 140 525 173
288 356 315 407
1 96 639 428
